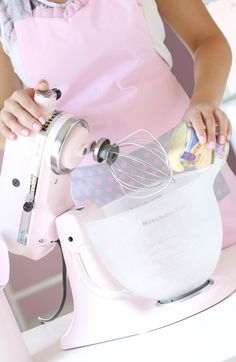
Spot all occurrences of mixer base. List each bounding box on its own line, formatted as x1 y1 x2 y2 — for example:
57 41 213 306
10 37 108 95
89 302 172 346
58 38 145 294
60 275 236 350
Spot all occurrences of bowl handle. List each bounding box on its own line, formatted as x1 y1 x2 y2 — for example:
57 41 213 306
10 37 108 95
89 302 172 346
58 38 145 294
71 250 131 299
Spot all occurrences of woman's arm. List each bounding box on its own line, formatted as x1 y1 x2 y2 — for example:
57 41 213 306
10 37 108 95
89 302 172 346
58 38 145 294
0 44 23 109
157 0 232 147
0 44 48 140
0 44 22 143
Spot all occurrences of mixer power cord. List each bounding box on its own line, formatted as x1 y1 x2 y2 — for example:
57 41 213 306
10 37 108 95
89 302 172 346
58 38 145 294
38 239 67 324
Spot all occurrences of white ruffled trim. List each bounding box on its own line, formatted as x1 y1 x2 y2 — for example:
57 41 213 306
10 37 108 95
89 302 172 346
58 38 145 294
34 0 74 8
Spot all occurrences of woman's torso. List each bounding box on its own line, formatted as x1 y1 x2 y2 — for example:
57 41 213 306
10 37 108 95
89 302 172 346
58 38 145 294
0 0 172 84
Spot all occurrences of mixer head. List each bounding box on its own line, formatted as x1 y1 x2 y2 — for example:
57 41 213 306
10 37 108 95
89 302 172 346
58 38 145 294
34 89 173 199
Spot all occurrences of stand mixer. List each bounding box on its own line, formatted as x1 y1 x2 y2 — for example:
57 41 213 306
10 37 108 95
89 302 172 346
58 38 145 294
0 89 235 354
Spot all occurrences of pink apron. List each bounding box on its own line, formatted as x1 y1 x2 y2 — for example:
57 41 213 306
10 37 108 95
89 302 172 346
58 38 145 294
13 0 236 248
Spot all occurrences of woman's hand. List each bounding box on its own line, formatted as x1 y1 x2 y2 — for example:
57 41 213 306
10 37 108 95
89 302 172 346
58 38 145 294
0 79 49 140
182 102 232 149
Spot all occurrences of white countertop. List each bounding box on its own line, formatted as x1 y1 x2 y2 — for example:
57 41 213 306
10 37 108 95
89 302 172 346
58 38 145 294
23 245 236 362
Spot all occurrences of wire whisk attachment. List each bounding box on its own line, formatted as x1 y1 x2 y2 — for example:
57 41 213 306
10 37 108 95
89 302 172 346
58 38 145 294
90 129 173 199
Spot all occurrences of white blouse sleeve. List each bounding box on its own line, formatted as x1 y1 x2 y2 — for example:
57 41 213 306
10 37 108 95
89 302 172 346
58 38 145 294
0 2 10 54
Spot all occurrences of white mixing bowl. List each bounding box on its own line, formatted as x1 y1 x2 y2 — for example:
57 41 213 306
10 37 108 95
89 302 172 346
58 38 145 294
84 160 223 300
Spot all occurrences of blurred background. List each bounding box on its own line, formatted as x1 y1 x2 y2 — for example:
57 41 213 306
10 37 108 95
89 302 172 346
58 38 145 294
0 0 235 332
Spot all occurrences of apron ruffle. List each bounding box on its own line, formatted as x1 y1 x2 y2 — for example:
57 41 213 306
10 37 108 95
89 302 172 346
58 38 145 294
33 0 90 18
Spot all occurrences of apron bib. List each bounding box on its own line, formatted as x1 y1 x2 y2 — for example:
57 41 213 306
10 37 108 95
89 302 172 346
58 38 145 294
14 0 189 144
13 0 236 247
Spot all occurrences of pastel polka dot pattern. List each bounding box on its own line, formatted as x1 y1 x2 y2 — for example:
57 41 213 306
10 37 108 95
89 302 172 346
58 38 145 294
70 128 230 207
213 171 230 202
70 162 124 207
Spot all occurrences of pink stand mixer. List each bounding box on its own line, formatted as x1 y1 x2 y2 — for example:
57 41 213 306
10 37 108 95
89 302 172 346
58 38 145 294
0 89 235 354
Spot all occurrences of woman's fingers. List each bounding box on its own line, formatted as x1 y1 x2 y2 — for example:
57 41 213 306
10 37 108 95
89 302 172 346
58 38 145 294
201 109 217 149
0 79 50 139
3 98 43 132
188 111 207 144
15 91 46 127
37 79 49 92
12 89 44 121
183 102 232 149
227 120 232 141
1 109 33 136
0 116 17 140
214 108 231 144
